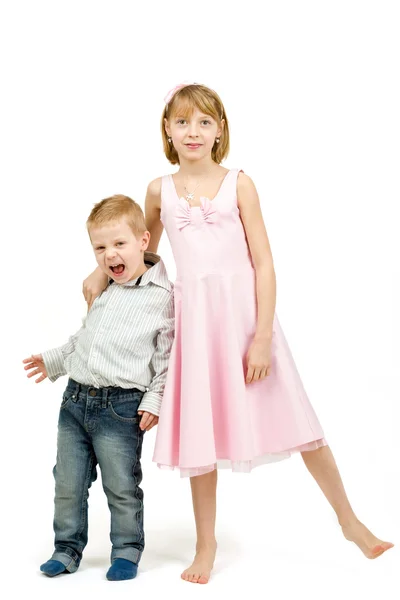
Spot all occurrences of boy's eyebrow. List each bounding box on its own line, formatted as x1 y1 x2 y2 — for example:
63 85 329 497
92 236 127 245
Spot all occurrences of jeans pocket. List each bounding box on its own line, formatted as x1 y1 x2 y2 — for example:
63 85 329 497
109 398 140 423
61 389 76 409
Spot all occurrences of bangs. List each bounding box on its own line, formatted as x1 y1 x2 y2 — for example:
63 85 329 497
168 86 222 122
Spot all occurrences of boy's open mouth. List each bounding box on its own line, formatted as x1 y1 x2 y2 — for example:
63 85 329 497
110 264 125 275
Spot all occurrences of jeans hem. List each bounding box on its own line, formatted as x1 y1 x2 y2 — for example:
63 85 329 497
111 549 142 565
51 551 80 573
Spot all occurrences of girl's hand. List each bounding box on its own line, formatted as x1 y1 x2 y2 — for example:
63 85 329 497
23 354 48 383
138 411 159 432
245 338 272 384
82 267 108 310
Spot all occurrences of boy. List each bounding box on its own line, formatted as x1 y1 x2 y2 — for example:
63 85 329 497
23 195 174 581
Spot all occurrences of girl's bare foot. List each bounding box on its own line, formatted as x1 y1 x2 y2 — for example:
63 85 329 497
181 541 217 584
341 518 394 558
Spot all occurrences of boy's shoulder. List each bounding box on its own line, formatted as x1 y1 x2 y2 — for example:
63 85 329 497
144 253 172 292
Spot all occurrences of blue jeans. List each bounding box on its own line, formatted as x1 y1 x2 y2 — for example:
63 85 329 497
50 379 145 572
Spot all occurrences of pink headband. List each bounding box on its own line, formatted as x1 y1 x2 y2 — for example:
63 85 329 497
164 81 198 105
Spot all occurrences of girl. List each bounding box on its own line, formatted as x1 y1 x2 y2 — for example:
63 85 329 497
83 83 393 584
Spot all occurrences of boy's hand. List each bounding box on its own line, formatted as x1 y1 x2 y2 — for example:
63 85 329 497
137 411 159 432
22 354 48 383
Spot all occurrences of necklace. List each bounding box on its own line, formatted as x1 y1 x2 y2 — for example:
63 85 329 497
183 174 209 204
184 181 202 204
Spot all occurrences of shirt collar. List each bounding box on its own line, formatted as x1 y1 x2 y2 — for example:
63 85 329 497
118 252 172 292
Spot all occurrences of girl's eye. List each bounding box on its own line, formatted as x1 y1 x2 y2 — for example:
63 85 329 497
176 119 187 125
201 120 211 125
116 242 125 247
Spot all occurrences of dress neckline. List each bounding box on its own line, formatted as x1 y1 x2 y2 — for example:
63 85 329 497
169 169 232 208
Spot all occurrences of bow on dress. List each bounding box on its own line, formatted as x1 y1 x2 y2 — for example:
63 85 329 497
175 197 217 230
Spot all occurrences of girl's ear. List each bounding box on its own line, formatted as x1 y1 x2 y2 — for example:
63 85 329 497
217 118 225 138
164 117 171 137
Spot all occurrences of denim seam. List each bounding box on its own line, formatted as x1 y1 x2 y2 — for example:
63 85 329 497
132 428 144 551
75 448 96 554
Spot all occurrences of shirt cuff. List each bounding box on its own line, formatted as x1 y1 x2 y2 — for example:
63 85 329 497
138 392 162 417
42 348 67 382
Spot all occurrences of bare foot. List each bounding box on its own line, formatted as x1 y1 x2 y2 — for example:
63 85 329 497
341 518 394 559
181 542 217 584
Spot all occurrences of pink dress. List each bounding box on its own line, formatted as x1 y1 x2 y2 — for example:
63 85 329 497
153 168 327 477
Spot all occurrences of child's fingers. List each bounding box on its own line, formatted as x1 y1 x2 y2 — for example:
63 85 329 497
24 354 42 367
27 368 41 378
143 414 156 431
258 366 270 380
139 413 150 430
35 374 47 383
144 417 154 431
145 417 158 431
248 362 271 383
24 362 35 370
245 366 254 384
253 367 262 382
23 359 37 367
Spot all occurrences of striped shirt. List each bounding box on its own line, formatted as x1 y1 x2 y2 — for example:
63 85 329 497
42 252 174 416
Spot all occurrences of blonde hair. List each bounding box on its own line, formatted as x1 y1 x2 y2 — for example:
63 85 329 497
161 84 230 165
87 194 146 237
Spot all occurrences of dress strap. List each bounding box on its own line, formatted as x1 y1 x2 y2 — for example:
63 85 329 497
160 174 176 224
225 168 244 207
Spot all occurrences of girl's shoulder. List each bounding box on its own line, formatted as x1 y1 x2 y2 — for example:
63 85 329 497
147 176 163 197
145 177 163 212
146 174 177 211
237 170 255 189
236 171 257 198
236 171 260 212
147 173 179 195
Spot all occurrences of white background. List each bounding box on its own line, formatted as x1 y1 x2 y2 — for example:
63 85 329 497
1 1 399 598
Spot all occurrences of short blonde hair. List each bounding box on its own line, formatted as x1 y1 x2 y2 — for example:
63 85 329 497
87 194 146 237
162 84 230 165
